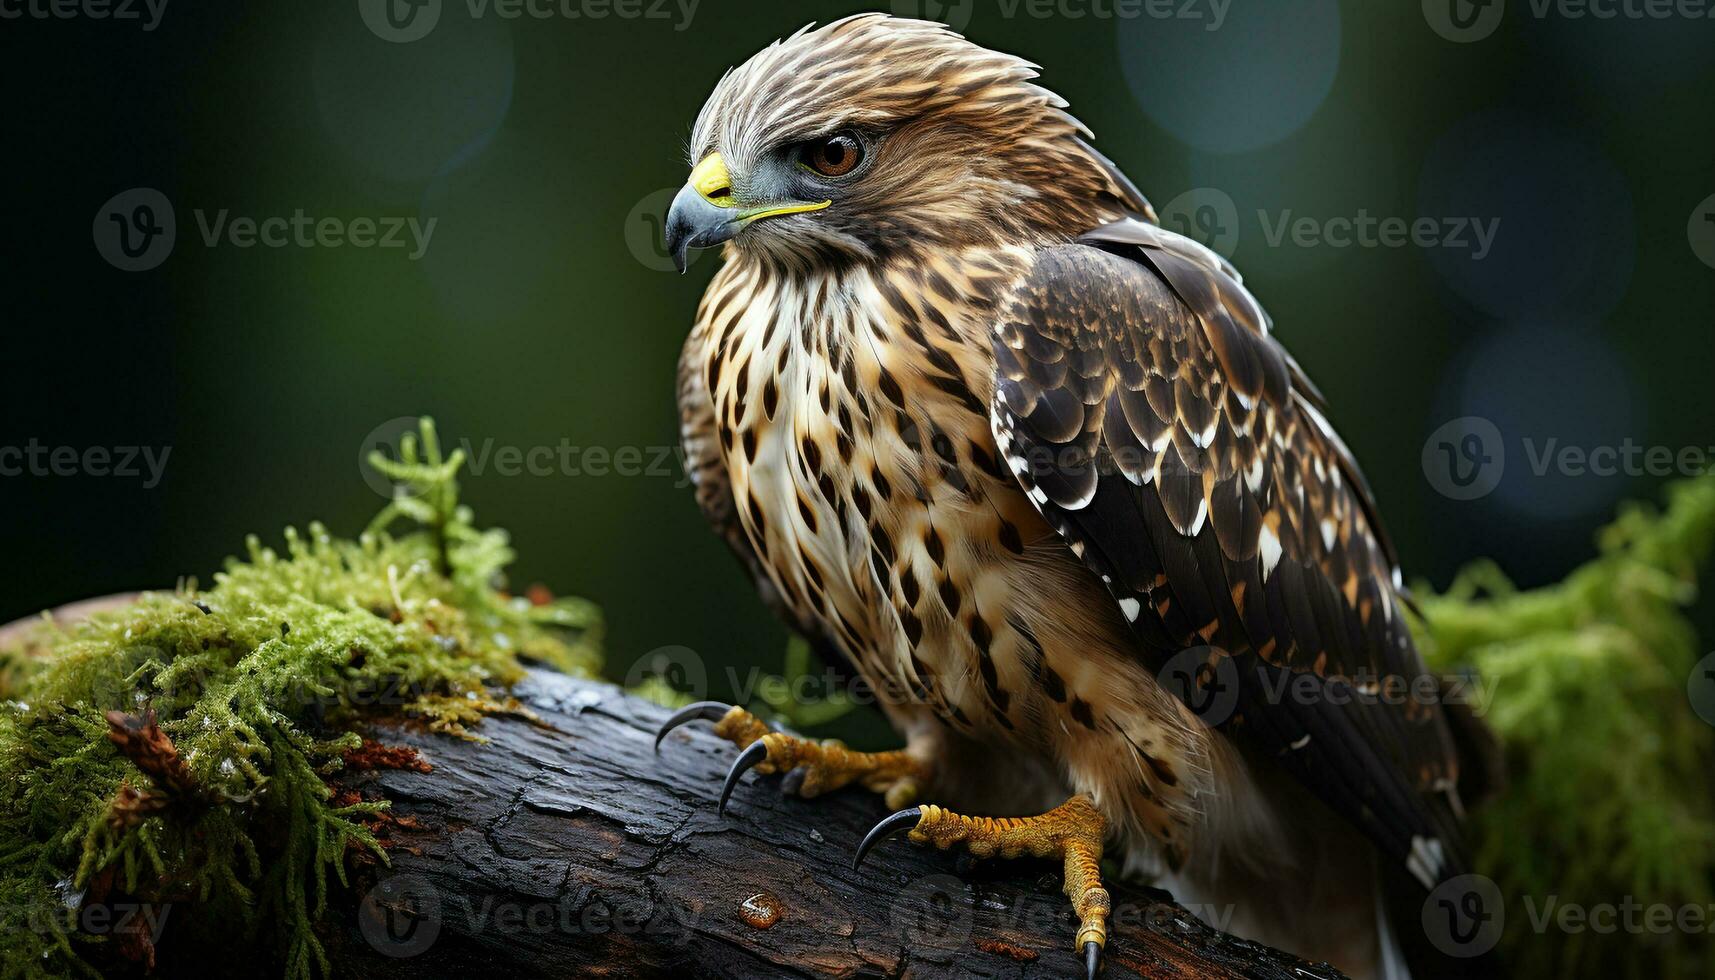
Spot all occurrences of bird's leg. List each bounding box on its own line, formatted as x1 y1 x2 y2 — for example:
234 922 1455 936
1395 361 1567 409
857 794 1111 979
655 702 928 811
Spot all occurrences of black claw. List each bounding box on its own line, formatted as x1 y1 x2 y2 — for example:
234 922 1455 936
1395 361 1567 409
1084 941 1101 980
653 701 733 751
853 806 923 871
718 740 768 815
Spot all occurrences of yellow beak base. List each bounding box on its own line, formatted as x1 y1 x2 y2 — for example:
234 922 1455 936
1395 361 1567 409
689 153 734 207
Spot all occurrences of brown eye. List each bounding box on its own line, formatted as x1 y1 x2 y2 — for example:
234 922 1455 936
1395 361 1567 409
803 133 863 177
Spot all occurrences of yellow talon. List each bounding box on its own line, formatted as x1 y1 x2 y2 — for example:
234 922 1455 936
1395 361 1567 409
864 794 1110 968
668 703 927 803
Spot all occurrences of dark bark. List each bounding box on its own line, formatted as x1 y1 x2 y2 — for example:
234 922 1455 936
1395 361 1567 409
325 668 1346 979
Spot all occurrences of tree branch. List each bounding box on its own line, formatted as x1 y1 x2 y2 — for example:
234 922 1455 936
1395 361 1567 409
325 669 1345 979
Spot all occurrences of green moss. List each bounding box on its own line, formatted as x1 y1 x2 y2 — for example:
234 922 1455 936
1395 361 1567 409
1416 476 1715 980
0 419 600 979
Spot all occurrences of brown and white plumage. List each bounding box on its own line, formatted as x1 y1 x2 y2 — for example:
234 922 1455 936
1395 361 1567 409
669 14 1485 977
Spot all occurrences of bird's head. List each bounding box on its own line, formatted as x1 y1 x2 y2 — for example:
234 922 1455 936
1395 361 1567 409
665 13 1151 274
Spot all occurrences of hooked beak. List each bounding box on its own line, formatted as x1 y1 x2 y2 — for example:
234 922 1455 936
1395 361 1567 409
664 152 830 273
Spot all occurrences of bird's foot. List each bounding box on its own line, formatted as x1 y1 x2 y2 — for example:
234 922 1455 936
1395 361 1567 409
654 701 927 812
856 794 1111 979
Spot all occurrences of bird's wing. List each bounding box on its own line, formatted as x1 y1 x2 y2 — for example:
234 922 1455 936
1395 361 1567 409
989 219 1466 890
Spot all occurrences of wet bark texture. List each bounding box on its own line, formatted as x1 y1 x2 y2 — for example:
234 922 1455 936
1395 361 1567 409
324 668 1346 979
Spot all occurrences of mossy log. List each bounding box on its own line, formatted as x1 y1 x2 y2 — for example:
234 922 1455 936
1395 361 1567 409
1 600 1340 978
320 667 1343 979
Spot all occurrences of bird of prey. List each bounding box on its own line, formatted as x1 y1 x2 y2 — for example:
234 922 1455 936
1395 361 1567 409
656 15 1489 979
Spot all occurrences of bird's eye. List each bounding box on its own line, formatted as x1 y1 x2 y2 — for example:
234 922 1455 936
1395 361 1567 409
801 132 864 178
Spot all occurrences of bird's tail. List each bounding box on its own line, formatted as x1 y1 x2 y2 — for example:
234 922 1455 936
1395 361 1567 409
1377 679 1507 980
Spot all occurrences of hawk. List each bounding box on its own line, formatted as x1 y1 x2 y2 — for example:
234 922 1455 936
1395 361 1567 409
655 15 1489 978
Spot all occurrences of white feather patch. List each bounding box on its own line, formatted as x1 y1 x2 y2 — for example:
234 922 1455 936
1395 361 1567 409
1259 525 1283 580
1406 835 1446 891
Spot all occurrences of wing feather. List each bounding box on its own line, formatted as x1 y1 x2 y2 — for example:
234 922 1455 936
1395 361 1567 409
989 225 1470 890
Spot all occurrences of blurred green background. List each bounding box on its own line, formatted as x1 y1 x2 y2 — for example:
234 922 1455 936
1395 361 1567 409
4 0 1713 712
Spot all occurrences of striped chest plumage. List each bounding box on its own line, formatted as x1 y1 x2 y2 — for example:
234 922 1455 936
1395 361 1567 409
690 250 1037 725
678 247 1213 860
